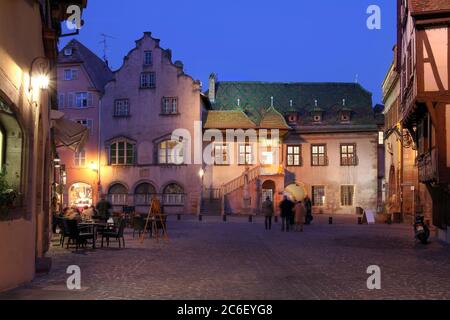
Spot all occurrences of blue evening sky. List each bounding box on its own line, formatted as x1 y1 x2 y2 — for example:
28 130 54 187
60 0 396 105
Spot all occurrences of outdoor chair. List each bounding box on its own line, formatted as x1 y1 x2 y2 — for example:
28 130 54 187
57 217 70 247
65 219 95 251
101 218 126 248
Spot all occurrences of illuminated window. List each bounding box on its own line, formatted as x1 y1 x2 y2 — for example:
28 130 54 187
341 185 354 206
213 143 229 165
238 144 253 165
312 186 325 206
109 140 135 165
340 144 357 166
162 183 184 206
287 145 302 166
378 131 384 145
159 140 184 165
311 144 327 166
75 92 93 108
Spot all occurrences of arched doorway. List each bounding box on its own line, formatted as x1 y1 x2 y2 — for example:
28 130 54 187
162 182 184 205
108 183 128 206
262 180 276 203
134 182 157 206
69 182 93 209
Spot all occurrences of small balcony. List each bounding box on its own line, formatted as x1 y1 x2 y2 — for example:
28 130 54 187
417 149 438 183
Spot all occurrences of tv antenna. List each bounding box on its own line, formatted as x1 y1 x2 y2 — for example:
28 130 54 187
99 33 116 64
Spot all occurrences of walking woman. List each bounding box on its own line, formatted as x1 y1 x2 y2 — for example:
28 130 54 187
295 200 306 232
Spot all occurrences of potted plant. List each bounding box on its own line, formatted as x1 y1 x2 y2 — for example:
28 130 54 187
0 170 17 220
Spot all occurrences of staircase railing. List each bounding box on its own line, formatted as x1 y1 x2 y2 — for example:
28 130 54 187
221 165 261 196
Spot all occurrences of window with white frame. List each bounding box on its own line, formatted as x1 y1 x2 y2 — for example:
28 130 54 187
213 143 229 165
64 69 77 81
144 51 153 65
109 140 135 165
140 72 155 88
341 185 354 206
75 92 93 108
287 145 302 166
312 186 325 206
378 131 384 145
74 149 86 167
158 140 184 165
161 97 178 114
311 144 327 166
114 99 130 117
238 144 253 165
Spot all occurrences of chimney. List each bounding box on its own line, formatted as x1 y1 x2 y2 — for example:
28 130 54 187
208 73 217 104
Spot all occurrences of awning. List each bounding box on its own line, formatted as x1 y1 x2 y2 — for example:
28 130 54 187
51 110 88 152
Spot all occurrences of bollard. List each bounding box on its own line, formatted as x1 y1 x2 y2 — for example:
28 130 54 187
329 217 333 224
358 217 362 225
177 214 181 221
249 215 253 223
274 216 278 223
223 215 227 222
199 214 202 221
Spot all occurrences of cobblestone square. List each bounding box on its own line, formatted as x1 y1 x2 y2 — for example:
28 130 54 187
2 215 450 300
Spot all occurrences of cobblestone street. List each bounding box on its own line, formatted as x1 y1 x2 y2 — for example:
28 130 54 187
2 215 450 300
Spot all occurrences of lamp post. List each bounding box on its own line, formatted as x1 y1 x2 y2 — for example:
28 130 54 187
198 168 204 219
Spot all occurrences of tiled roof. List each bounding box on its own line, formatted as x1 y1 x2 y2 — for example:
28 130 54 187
410 0 450 14
259 106 291 129
58 39 114 92
211 82 379 130
204 110 257 129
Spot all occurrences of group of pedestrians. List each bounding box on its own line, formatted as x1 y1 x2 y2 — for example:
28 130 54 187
262 195 313 232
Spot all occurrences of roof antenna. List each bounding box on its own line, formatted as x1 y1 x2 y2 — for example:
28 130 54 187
342 99 346 106
314 99 318 107
99 33 116 65
290 99 293 107
270 96 274 107
354 74 359 84
237 98 240 107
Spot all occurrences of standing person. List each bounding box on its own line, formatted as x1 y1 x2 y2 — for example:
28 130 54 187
294 201 306 232
279 195 294 232
304 195 313 225
96 195 112 221
262 196 274 230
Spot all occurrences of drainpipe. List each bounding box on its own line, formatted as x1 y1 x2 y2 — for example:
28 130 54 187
97 96 102 202
399 122 404 222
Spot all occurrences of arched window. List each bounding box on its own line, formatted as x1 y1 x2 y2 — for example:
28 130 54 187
162 183 184 205
158 140 184 165
134 182 156 205
108 138 135 165
108 183 128 205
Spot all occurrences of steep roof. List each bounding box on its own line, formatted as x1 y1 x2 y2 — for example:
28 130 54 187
204 110 257 129
211 82 378 131
58 39 114 93
259 106 291 130
410 0 450 14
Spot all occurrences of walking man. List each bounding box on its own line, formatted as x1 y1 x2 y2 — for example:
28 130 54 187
262 196 274 230
96 195 112 221
294 200 306 232
279 195 294 232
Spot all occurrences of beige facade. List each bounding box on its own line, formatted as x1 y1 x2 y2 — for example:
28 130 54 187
0 0 86 291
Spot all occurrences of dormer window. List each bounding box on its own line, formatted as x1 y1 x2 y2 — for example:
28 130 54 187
313 114 322 122
287 113 298 123
64 48 73 56
340 112 351 122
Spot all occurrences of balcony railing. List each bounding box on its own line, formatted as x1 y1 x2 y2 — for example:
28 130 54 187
417 149 438 183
